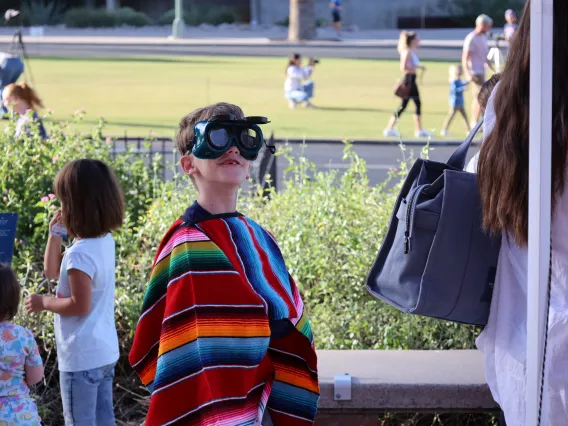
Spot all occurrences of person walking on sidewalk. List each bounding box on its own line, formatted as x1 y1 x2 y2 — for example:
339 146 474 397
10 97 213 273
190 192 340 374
462 14 496 128
330 0 342 38
383 31 431 139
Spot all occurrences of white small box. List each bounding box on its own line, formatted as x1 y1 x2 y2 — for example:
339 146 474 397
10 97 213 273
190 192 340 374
333 373 352 400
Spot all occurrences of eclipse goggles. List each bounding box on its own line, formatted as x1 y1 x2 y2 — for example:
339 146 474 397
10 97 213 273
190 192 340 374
190 114 275 161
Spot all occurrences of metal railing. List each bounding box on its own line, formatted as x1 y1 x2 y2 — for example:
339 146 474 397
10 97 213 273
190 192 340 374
109 135 278 192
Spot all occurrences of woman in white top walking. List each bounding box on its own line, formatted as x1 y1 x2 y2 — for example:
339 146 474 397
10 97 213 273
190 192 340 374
384 31 431 138
476 1 568 424
26 159 125 425
284 53 317 109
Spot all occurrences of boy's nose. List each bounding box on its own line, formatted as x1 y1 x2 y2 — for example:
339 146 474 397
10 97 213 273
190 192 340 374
227 145 240 155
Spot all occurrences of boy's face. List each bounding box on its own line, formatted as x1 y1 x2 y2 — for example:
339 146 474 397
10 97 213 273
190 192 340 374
183 146 251 189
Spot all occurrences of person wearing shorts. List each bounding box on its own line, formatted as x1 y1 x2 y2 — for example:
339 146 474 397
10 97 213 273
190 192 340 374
330 0 342 38
462 14 496 127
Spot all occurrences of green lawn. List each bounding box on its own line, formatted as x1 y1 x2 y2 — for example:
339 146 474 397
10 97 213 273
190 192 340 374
25 55 475 139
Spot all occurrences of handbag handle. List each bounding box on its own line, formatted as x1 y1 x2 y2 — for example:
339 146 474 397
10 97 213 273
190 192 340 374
447 120 484 170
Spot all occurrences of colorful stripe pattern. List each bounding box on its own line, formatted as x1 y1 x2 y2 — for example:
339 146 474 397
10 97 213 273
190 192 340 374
129 216 319 425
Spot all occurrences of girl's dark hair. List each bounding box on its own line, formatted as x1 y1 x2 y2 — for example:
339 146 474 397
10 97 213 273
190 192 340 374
286 53 302 74
54 159 125 239
477 73 501 114
478 0 568 246
0 264 20 321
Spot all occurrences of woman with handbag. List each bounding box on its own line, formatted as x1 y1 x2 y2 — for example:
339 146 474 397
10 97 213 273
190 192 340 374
383 31 431 139
476 1 568 424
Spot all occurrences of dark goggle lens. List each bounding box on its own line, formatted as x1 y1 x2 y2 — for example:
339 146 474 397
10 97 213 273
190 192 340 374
240 129 260 149
208 127 229 148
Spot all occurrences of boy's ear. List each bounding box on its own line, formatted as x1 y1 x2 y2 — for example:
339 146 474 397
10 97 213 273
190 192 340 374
180 155 197 176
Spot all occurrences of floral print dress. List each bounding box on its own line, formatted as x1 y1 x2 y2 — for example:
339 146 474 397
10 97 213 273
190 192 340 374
0 322 43 426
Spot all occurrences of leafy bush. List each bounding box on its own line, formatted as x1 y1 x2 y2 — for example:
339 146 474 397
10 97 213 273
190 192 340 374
276 16 329 28
275 16 290 27
64 7 153 28
22 0 65 26
437 0 525 26
2 112 164 423
157 6 237 27
64 8 117 28
3 117 480 423
115 7 153 27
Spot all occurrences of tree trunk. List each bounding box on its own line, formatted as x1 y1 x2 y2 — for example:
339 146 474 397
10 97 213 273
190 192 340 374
288 0 316 41
106 0 120 10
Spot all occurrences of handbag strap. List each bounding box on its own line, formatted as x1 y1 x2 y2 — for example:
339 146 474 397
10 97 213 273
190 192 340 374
447 120 484 170
537 237 553 425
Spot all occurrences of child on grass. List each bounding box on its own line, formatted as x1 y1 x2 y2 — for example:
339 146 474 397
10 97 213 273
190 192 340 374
25 159 124 425
129 102 320 426
0 264 44 426
440 64 471 136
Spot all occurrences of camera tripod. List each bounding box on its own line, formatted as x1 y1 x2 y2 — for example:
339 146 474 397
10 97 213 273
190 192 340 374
8 29 35 87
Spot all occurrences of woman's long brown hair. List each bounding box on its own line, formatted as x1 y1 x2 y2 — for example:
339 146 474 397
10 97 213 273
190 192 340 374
477 0 568 247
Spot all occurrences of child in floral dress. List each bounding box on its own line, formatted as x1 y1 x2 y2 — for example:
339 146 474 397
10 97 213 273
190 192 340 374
0 264 44 426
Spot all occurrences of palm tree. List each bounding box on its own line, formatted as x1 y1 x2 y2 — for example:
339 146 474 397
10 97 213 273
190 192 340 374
288 0 316 41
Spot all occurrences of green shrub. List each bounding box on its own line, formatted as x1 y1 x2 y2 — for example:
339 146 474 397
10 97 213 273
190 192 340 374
276 17 327 28
115 7 153 27
22 0 65 26
157 6 237 27
64 8 117 28
3 117 480 422
63 7 153 28
203 6 237 25
275 16 290 27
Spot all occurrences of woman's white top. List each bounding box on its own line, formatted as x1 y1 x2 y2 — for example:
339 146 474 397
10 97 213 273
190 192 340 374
284 65 312 92
410 51 420 68
465 83 499 173
476 86 568 425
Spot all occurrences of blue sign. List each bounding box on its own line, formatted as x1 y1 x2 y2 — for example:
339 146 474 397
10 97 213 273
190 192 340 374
0 213 18 265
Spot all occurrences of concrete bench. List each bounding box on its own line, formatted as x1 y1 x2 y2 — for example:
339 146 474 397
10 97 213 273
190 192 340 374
315 350 498 424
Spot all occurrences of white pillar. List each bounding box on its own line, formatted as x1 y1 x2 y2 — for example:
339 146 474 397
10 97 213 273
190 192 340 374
527 0 554 424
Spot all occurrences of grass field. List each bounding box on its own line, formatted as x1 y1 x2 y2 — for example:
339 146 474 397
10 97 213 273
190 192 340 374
25 55 477 139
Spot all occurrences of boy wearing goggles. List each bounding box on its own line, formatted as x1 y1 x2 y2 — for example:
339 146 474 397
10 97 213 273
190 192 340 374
129 102 319 426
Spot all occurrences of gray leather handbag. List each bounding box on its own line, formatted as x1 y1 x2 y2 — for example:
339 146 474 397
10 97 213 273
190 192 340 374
366 121 501 326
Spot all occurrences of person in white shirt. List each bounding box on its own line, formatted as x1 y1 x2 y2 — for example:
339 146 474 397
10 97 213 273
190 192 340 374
462 14 496 127
284 53 317 109
503 9 517 41
26 159 125 426
475 1 568 424
383 31 431 139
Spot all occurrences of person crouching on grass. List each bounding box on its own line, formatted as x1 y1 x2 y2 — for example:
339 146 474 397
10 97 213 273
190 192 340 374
129 102 320 426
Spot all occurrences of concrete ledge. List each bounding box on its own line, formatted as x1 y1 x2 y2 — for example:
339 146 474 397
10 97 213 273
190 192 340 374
317 350 498 412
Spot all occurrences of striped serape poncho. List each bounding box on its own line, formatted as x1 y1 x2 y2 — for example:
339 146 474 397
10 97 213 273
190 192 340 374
129 204 319 426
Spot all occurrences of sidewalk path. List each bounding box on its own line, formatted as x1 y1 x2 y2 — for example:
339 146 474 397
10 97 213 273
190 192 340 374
0 26 507 61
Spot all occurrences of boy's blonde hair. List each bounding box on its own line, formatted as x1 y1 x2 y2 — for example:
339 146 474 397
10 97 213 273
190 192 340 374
449 64 462 82
2 82 43 111
176 103 245 156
